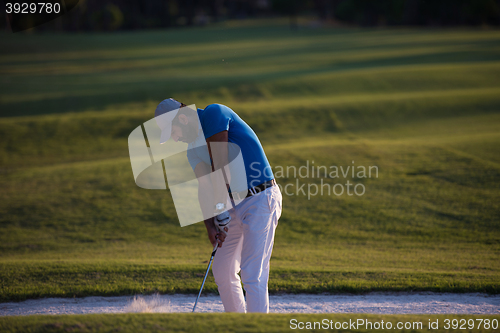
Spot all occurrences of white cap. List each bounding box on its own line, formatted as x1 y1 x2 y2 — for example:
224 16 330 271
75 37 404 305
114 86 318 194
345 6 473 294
154 98 182 144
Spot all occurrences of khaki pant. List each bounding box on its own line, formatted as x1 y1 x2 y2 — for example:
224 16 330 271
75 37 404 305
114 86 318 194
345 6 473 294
212 185 282 313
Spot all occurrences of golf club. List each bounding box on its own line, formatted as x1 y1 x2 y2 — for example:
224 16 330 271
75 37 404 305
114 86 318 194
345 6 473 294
192 240 219 312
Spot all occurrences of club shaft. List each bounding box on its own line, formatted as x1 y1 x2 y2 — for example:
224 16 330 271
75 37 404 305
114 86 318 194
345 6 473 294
192 242 218 312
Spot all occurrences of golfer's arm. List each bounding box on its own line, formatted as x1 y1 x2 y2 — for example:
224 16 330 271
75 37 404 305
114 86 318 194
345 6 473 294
194 161 212 219
206 130 230 208
193 161 217 232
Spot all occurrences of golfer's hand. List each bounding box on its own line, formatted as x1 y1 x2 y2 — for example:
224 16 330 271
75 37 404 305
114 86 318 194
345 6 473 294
207 226 225 248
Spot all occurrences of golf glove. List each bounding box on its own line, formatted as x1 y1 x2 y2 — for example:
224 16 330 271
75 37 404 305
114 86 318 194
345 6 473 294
215 210 231 233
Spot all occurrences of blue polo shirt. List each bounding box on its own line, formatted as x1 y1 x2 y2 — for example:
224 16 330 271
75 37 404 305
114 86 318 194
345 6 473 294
186 104 273 190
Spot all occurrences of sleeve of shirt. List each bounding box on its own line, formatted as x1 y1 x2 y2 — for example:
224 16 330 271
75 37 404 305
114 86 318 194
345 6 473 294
187 147 203 170
199 104 233 139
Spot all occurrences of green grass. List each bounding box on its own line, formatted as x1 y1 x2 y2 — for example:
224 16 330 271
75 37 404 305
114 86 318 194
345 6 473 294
1 262 498 302
1 313 500 333
0 22 499 301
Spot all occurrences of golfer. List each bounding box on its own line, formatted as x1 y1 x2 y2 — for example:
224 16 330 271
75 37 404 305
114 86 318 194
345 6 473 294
154 98 282 313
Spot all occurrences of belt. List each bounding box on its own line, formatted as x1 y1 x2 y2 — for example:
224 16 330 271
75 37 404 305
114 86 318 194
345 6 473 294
229 179 276 201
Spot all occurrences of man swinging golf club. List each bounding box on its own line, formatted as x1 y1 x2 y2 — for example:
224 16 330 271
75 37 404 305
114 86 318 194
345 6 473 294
155 98 282 313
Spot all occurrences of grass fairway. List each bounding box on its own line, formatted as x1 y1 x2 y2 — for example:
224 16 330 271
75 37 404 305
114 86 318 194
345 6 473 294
0 22 499 302
1 314 500 332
